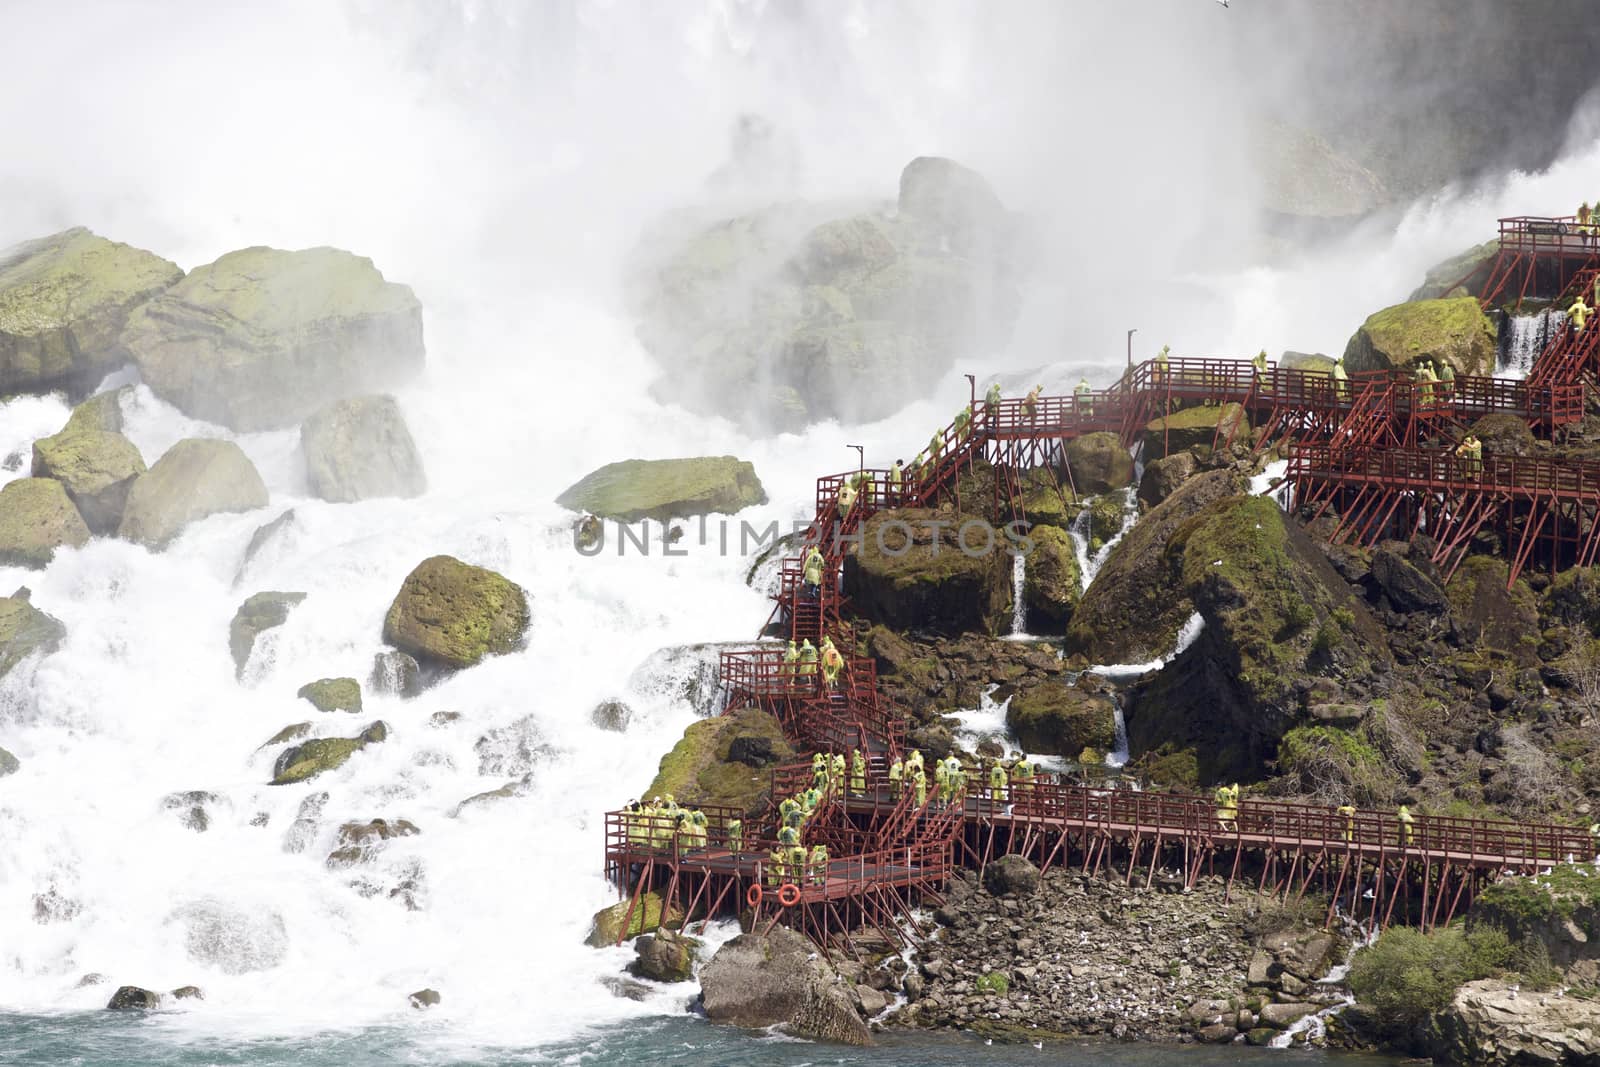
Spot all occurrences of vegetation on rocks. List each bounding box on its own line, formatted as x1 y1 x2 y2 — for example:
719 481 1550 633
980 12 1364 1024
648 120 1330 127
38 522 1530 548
844 508 1012 636
0 478 90 567
382 555 529 669
118 439 269 548
30 429 147 533
1342 296 1497 377
1144 403 1248 461
0 228 182 396
556 456 765 523
0 594 66 680
121 246 424 431
1005 679 1115 760
61 387 130 434
642 706 793 813
1020 524 1080 631
586 891 682 947
1347 925 1514 1035
269 721 387 785
297 677 362 713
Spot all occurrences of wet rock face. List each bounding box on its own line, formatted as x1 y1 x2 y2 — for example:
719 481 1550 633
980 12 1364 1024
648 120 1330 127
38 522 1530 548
106 986 163 1011
0 594 66 682
1433 979 1600 1067
556 456 766 523
117 438 269 549
297 677 363 714
370 650 422 698
30 429 147 534
700 926 872 1045
269 721 388 785
121 245 424 431
0 227 183 397
382 555 530 670
843 508 1012 637
228 592 306 677
629 928 700 983
299 394 427 503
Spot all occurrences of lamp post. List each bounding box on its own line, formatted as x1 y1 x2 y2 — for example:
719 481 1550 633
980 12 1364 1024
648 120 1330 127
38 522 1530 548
848 444 863 477
964 373 975 412
1127 328 1137 367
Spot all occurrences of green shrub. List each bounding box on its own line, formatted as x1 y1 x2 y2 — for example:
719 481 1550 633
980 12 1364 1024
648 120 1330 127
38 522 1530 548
1276 724 1388 805
975 971 1010 996
1347 925 1512 1032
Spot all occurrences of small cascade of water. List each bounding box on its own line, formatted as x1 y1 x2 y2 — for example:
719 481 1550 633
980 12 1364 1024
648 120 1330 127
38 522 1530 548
1090 610 1206 679
1269 922 1373 1048
1009 551 1028 636
1107 699 1130 767
1069 486 1141 591
1497 309 1567 379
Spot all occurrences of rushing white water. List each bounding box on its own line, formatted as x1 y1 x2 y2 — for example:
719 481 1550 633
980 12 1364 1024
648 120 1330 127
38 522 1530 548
1250 458 1290 504
1106 701 1131 768
1069 486 1141 592
1008 552 1028 636
1090 611 1206 680
1496 310 1567 379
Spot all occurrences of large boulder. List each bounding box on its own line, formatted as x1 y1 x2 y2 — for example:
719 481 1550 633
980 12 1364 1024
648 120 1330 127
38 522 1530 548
843 508 1012 637
297 678 362 713
299 394 426 503
629 928 700 983
120 246 424 431
1468 412 1538 459
1005 679 1116 759
642 706 794 812
0 228 182 396
1278 352 1335 375
0 478 90 567
586 891 683 947
1066 469 1247 664
1064 432 1135 494
556 456 765 523
30 429 146 533
1020 524 1081 632
982 854 1040 897
1125 494 1389 782
228 591 306 677
1343 296 1497 378
0 594 66 680
382 555 530 670
118 439 268 548
1410 240 1500 302
631 158 1020 431
1144 403 1249 461
699 926 872 1045
1138 451 1199 507
1432 979 1600 1067
269 721 388 785
61 387 131 434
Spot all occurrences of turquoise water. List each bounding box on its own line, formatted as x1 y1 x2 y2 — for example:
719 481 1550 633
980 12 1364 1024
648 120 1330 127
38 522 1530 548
0 1015 1406 1066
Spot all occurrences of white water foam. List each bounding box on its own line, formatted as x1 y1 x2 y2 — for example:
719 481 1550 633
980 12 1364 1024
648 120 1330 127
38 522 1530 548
1007 552 1028 637
1069 486 1141 591
1497 310 1567 380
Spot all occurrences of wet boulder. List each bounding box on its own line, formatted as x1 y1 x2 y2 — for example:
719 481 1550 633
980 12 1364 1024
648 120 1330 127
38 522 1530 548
700 926 871 1045
1144 403 1249 461
589 699 634 732
642 706 793 811
161 790 225 832
0 228 183 397
118 439 269 548
61 386 132 434
228 591 306 677
297 677 362 713
121 246 424 431
299 394 427 503
1343 295 1497 378
0 746 18 777
382 555 530 670
586 892 683 947
106 986 163 1011
370 650 422 698
1138 451 1198 507
1371 547 1447 613
0 478 90 567
1064 432 1134 494
556 456 766 523
983 855 1040 897
1021 525 1081 632
409 989 441 1009
630 928 700 983
270 721 388 785
0 593 66 680
843 508 1012 637
30 429 146 533
1005 679 1116 758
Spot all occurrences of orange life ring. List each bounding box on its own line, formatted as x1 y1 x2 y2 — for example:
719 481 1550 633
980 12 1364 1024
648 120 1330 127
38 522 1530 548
778 882 802 907
746 883 763 908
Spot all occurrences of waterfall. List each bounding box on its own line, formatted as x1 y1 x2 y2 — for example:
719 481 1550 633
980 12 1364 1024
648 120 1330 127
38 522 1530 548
1008 552 1028 636
1107 698 1130 768
1496 309 1567 379
1069 486 1141 592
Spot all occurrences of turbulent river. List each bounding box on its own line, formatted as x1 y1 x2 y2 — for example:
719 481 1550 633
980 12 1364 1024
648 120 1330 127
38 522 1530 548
3 0 1600 1062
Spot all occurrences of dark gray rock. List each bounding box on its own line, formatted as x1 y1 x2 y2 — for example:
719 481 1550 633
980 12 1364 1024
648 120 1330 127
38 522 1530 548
1371 547 1447 613
727 734 778 767
700 927 871 1045
629 928 700 983
982 854 1040 897
106 986 162 1010
370 650 422 698
408 988 441 1009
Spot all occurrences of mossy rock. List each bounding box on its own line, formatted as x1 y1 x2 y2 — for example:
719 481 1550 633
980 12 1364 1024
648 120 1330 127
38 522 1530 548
1278 352 1335 375
1144 403 1248 461
556 456 766 523
62 386 132 434
0 228 183 396
299 394 426 503
1022 525 1081 632
1018 467 1076 530
1342 296 1496 377
382 555 530 670
117 439 269 548
586 892 684 947
1410 239 1499 302
0 594 66 680
30 429 146 533
269 721 387 785
260 722 312 747
1468 412 1537 458
0 746 18 776
121 246 424 431
1086 494 1126 550
1005 680 1115 757
1067 469 1246 664
1138 452 1198 507
1064 432 1134 494
842 507 1012 637
0 478 90 568
1542 566 1600 635
642 705 794 813
228 591 306 677
1446 557 1538 665
298 677 362 713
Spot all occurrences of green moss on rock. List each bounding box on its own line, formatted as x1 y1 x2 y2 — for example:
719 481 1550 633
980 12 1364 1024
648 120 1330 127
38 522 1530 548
0 478 90 567
643 705 794 813
62 386 131 434
0 595 66 680
1144 403 1248 461
270 721 388 785
556 456 766 523
1343 296 1496 377
1021 525 1081 632
228 591 306 676
1064 432 1134 494
1005 681 1116 758
382 555 530 670
120 245 424 431
843 508 1012 636
30 429 146 534
117 439 269 548
586 891 683 947
297 677 362 713
0 228 183 396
